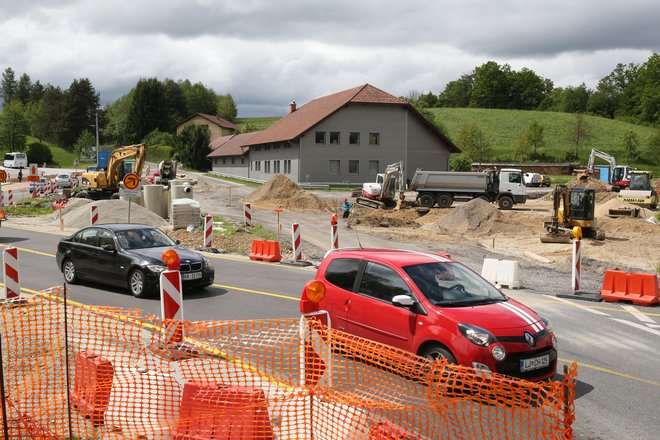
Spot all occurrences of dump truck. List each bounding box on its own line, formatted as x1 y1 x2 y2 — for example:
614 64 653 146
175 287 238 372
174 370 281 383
409 168 527 210
617 171 658 209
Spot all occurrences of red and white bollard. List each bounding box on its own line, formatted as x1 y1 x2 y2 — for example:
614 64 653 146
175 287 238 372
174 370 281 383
33 185 40 198
160 250 184 345
2 247 20 299
572 239 581 292
0 190 3 207
244 202 252 227
292 223 302 261
330 224 339 250
50 180 56 194
204 215 213 248
90 204 98 225
7 189 13 206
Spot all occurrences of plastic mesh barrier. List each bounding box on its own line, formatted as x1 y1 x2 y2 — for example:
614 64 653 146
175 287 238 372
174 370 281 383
0 288 576 439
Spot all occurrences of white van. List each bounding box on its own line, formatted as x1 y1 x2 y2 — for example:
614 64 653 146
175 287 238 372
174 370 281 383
3 152 28 168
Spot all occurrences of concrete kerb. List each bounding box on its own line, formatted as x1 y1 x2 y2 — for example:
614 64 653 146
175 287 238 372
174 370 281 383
556 291 604 302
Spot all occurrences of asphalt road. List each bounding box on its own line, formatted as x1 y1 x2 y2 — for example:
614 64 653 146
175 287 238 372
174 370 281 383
1 224 658 440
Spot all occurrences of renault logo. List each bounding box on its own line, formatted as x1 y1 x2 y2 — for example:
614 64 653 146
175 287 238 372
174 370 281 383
524 332 536 347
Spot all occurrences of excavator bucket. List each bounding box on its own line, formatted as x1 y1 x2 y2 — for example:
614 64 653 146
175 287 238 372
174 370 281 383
540 232 572 244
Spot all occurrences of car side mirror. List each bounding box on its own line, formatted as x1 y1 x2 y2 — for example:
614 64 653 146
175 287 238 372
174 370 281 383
101 244 116 252
392 294 415 309
175 239 181 245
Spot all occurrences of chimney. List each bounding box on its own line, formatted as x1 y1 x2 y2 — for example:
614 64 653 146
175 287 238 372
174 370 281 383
290 101 297 113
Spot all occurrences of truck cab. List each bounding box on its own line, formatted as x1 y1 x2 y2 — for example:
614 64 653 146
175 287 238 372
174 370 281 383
496 169 527 206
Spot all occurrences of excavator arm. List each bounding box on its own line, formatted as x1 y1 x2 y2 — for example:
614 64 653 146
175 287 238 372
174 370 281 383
586 148 617 174
106 144 147 186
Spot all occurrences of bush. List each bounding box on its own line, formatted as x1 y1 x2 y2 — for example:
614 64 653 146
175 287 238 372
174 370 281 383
26 142 54 165
450 154 471 171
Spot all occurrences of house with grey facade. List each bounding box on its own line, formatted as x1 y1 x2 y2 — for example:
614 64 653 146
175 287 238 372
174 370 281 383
208 84 459 184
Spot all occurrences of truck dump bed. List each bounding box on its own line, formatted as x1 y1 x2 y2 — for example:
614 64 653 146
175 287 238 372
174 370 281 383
410 171 489 192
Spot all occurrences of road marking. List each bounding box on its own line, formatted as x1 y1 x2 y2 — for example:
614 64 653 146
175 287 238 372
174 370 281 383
559 358 660 388
620 304 655 323
611 318 660 336
546 295 610 316
213 283 299 301
0 243 55 257
649 324 660 329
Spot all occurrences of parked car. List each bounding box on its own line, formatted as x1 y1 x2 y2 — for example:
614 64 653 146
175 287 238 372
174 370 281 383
523 172 542 187
55 172 78 188
540 175 552 187
55 224 215 297
300 248 557 381
29 178 56 193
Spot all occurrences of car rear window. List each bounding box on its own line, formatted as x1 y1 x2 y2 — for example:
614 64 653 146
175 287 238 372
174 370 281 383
324 258 361 291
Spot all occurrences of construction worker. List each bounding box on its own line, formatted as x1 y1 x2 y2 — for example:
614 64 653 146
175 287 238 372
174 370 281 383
17 169 23 182
342 198 352 227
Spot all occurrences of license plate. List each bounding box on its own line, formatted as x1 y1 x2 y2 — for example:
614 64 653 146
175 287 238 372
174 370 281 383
520 354 550 372
182 271 202 280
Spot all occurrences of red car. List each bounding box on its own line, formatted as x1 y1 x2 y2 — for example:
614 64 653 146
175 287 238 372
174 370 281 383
300 249 557 381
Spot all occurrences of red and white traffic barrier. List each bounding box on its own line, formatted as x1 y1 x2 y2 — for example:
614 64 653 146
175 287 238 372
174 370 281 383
292 223 302 261
160 250 184 345
50 180 56 194
572 240 581 292
330 224 339 250
244 202 252 227
90 204 98 225
33 186 40 198
0 190 3 207
7 189 13 206
204 215 213 248
2 247 20 299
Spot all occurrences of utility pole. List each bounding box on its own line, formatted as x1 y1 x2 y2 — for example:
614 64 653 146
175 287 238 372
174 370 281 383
95 110 100 166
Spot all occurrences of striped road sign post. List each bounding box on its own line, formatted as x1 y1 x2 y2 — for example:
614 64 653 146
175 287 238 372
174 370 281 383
160 269 184 345
204 215 213 248
90 204 98 225
244 203 252 227
572 240 581 292
2 247 20 299
330 224 339 250
292 223 302 262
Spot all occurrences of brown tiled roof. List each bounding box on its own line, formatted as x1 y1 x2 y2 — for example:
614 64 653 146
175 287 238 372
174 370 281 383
248 84 406 145
175 113 238 130
208 131 260 157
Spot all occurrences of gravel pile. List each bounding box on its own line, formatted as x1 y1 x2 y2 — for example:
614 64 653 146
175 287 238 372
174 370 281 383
247 174 332 211
49 199 170 229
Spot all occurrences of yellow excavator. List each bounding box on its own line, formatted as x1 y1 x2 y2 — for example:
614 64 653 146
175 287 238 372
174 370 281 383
540 185 606 243
74 144 147 200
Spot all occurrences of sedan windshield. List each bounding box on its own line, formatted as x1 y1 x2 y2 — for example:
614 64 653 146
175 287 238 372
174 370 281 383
115 228 175 250
403 262 506 306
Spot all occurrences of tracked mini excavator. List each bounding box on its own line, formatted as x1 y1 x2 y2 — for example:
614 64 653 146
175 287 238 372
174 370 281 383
540 185 606 243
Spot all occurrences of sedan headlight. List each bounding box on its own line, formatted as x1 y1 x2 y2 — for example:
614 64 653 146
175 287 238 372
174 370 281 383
147 264 167 273
458 323 495 347
203 257 212 268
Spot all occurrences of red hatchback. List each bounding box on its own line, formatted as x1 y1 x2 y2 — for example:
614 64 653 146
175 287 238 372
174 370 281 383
300 249 557 381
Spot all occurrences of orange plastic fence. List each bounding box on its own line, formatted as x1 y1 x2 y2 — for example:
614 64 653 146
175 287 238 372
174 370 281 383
0 287 577 439
600 269 659 306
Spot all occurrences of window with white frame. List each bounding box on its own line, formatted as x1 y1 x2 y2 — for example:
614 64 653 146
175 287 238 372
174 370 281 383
254 160 261 171
329 160 340 175
265 161 271 173
284 159 291 174
349 160 359 175
274 160 281 173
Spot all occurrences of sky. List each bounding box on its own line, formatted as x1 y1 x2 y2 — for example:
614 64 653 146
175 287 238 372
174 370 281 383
1 0 658 117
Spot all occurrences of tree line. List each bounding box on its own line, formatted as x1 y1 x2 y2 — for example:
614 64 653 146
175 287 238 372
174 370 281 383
408 53 659 127
0 68 237 169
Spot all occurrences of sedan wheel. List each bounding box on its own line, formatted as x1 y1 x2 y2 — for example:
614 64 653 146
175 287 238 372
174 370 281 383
129 269 148 298
63 259 79 284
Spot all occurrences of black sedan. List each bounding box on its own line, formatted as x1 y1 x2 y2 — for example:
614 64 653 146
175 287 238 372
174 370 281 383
56 224 215 297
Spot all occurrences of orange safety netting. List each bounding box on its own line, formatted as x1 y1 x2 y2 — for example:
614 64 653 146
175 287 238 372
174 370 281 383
0 287 576 440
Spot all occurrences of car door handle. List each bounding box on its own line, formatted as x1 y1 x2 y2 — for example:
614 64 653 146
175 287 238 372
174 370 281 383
344 299 351 311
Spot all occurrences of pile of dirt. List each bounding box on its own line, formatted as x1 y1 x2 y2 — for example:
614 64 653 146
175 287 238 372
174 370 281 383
566 176 611 191
356 207 423 228
432 199 499 235
49 199 170 229
246 174 332 211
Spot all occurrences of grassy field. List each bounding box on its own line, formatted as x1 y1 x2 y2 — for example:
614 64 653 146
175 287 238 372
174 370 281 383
430 108 659 174
235 117 280 131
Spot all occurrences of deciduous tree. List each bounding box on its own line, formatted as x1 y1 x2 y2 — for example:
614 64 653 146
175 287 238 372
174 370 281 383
568 113 590 160
174 124 211 170
620 130 640 162
217 94 238 122
455 124 493 165
0 101 29 151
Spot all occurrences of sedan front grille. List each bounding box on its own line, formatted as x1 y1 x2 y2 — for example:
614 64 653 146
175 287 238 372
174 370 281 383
180 262 202 272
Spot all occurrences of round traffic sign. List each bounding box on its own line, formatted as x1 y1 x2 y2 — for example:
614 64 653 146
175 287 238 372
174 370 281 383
123 173 140 190
0 170 7 183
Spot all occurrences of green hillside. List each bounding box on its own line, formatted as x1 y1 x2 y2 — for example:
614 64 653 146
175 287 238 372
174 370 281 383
429 108 659 174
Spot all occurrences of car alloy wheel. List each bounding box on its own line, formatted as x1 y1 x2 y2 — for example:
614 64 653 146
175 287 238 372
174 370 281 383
63 259 78 284
129 269 148 298
423 344 457 364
